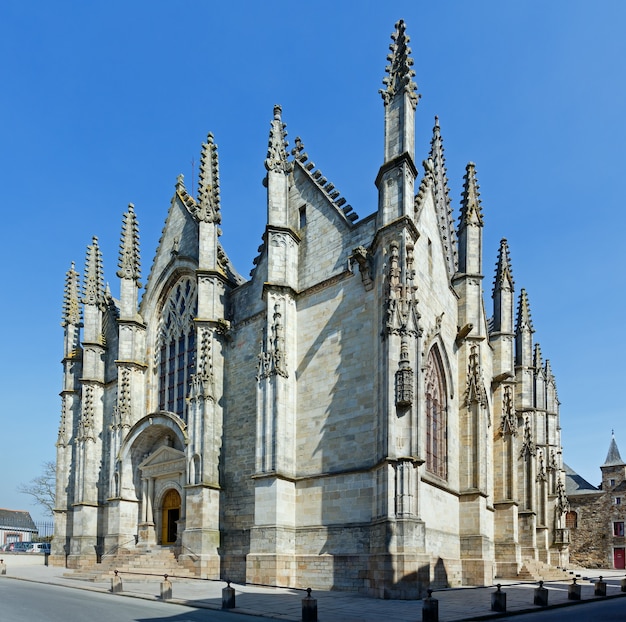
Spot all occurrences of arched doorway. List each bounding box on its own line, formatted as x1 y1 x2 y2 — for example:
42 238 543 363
161 489 181 545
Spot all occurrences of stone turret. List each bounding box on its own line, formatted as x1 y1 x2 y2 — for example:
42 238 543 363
601 434 626 490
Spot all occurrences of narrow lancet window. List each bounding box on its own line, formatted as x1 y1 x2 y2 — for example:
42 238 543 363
425 346 447 479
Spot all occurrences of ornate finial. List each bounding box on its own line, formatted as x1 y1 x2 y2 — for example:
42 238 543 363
62 261 82 327
196 133 221 224
117 203 141 283
460 162 484 227
533 343 543 368
265 104 292 174
429 116 458 277
380 19 419 109
291 136 306 160
83 236 104 307
516 288 535 333
493 238 514 294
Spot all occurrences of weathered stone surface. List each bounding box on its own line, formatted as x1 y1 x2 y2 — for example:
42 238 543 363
54 19 570 598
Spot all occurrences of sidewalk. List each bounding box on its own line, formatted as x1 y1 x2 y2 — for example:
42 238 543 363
1 554 626 621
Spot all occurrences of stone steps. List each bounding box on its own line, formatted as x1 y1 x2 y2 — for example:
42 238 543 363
66 546 197 582
517 559 577 582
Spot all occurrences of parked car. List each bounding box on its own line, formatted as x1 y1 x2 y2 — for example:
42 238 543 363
13 542 32 552
25 542 50 554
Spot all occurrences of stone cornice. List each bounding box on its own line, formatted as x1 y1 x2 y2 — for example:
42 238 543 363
375 151 418 189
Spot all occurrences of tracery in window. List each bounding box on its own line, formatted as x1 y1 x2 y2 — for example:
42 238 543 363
425 345 447 479
157 277 197 418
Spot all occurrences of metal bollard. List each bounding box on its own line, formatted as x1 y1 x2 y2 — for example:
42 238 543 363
594 575 607 597
222 581 236 609
568 577 581 600
302 587 317 622
422 589 439 622
161 574 172 600
534 580 548 606
491 583 506 612
111 570 123 593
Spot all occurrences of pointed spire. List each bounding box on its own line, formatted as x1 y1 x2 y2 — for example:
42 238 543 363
117 203 141 283
515 288 534 334
459 162 484 227
82 236 104 306
545 359 554 380
380 19 419 109
533 343 543 369
265 105 291 174
62 262 82 327
196 133 221 224
429 116 458 276
603 433 626 467
493 238 514 294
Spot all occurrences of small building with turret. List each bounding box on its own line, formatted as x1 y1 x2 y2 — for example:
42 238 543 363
53 20 570 598
566 435 626 569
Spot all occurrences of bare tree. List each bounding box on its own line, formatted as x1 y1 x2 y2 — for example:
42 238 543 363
17 461 55 516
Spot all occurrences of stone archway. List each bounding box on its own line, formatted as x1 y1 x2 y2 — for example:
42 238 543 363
161 489 181 545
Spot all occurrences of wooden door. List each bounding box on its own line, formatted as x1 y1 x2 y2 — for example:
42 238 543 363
160 489 181 545
614 547 625 570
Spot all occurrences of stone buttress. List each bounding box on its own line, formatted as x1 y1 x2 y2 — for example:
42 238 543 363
453 164 495 585
368 20 430 598
52 262 83 565
69 237 107 566
490 239 521 577
247 105 299 585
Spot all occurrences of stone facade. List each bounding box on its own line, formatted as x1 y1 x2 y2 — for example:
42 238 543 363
566 436 626 569
52 20 570 598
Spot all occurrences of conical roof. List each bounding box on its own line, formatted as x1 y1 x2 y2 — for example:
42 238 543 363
602 434 626 467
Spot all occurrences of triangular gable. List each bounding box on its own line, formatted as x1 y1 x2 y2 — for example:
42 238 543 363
139 445 186 478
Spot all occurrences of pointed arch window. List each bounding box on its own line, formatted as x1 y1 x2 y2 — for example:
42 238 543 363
157 277 197 418
425 346 448 479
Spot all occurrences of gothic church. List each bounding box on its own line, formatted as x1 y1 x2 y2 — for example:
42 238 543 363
53 21 570 597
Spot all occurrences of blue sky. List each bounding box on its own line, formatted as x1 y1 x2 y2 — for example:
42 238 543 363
1 1 624 521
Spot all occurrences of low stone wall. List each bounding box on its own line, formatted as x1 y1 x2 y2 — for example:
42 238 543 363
0 553 47 567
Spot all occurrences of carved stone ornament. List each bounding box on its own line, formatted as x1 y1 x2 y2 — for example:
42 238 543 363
536 450 547 482
519 417 536 459
395 335 414 407
265 105 292 174
257 300 288 380
555 476 570 515
351 246 373 291
384 241 420 338
464 345 488 410
380 20 419 109
499 385 516 436
78 385 96 443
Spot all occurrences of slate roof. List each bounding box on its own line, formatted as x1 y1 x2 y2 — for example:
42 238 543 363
602 436 626 467
564 463 602 497
0 508 38 531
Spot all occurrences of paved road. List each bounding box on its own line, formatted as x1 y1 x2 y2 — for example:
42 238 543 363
0 579 256 622
507 597 626 621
